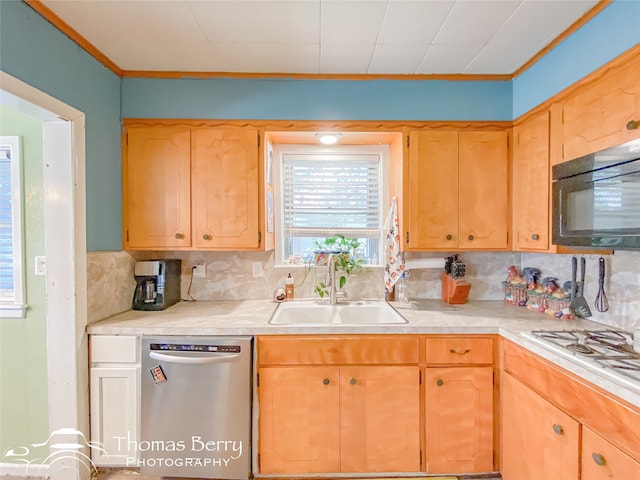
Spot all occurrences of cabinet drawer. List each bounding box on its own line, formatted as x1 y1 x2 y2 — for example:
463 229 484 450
91 335 139 364
425 337 493 365
258 336 419 365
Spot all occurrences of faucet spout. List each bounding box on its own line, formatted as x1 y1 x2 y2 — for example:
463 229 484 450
326 254 347 305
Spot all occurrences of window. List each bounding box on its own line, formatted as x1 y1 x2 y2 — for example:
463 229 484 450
275 144 388 264
0 136 27 318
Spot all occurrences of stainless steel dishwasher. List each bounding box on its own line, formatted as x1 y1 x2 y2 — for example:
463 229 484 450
140 336 252 479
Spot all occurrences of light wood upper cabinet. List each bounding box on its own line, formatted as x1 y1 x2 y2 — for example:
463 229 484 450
501 372 580 480
512 110 551 251
123 126 192 249
582 426 640 480
192 128 260 249
123 124 263 250
406 130 508 250
561 52 640 162
458 131 509 249
407 130 458 249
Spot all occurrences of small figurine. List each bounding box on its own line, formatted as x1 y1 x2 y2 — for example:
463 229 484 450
522 267 541 290
506 265 525 285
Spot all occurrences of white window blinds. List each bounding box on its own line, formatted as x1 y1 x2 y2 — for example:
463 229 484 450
280 151 383 261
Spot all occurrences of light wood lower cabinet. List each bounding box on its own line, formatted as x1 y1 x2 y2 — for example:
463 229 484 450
501 372 579 480
425 366 493 473
257 335 421 475
258 366 341 474
258 364 420 474
502 340 640 480
424 336 495 474
582 426 640 480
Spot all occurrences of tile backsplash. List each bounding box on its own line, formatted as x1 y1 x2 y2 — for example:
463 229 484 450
87 249 640 331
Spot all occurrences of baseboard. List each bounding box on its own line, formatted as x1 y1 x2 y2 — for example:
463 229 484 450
0 462 50 478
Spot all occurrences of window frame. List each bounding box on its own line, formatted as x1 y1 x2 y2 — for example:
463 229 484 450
272 143 390 266
0 135 27 318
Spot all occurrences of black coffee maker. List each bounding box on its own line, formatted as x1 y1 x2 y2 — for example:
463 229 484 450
132 259 181 311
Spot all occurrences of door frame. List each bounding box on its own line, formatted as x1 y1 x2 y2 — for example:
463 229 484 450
1 71 88 480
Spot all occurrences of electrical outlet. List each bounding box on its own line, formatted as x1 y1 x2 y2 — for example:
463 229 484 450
192 262 206 278
35 256 46 276
252 262 264 278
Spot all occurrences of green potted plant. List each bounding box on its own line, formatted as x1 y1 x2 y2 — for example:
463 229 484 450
312 235 365 298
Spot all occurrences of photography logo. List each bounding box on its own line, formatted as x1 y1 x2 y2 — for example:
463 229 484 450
2 427 106 475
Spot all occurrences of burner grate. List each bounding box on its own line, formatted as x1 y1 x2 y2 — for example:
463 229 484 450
524 329 640 388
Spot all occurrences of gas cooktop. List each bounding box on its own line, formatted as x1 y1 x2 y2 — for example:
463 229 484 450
521 329 640 393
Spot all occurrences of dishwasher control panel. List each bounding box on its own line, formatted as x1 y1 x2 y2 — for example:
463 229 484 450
149 343 242 353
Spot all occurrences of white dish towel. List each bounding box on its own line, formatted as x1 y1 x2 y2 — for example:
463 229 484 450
383 197 405 293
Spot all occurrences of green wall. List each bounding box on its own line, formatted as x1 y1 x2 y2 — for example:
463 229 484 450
0 105 49 462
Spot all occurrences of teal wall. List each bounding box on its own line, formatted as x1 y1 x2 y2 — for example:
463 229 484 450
513 0 640 117
0 0 122 252
122 77 512 121
1 0 638 247
0 105 49 462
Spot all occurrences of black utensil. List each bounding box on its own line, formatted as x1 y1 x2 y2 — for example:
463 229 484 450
595 257 609 312
573 257 592 318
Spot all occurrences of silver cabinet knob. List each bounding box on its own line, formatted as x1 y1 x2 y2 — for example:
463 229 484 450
591 453 606 466
552 424 563 435
323 378 330 385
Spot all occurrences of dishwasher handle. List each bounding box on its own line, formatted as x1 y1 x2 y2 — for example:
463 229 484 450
149 351 241 364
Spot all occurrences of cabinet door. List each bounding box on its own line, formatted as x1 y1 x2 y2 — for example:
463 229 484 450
258 366 340 474
124 127 191 249
192 128 260 249
340 366 420 473
407 131 459 249
512 111 550 251
90 367 139 466
458 131 508 249
582 426 640 480
562 53 640 161
425 366 493 473
501 373 579 480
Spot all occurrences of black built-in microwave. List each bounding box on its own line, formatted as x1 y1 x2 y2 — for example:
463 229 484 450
552 138 640 250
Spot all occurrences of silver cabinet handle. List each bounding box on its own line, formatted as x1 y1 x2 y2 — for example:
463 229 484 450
323 378 330 385
149 351 239 364
552 424 563 435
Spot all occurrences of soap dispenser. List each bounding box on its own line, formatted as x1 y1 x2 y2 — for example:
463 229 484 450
285 273 295 300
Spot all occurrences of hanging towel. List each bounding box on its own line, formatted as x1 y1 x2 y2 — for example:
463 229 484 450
383 197 405 293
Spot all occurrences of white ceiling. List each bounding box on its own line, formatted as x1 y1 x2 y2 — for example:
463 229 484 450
40 0 600 75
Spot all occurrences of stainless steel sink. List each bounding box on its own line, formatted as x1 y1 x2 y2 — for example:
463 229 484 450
268 300 408 325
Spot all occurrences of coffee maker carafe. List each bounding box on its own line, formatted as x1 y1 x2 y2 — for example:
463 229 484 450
133 259 181 311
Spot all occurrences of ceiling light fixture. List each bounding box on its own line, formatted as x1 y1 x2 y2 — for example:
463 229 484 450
316 133 341 145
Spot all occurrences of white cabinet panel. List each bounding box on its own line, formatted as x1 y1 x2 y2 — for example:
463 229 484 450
90 367 139 466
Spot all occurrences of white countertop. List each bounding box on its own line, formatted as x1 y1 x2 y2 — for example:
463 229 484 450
87 298 640 408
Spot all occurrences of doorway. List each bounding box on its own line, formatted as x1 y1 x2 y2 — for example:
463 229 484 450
1 71 88 480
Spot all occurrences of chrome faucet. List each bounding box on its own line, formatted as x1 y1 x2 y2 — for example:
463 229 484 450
326 254 348 304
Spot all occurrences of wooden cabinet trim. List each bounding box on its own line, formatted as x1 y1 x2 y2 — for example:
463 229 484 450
257 335 419 366
502 338 640 461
